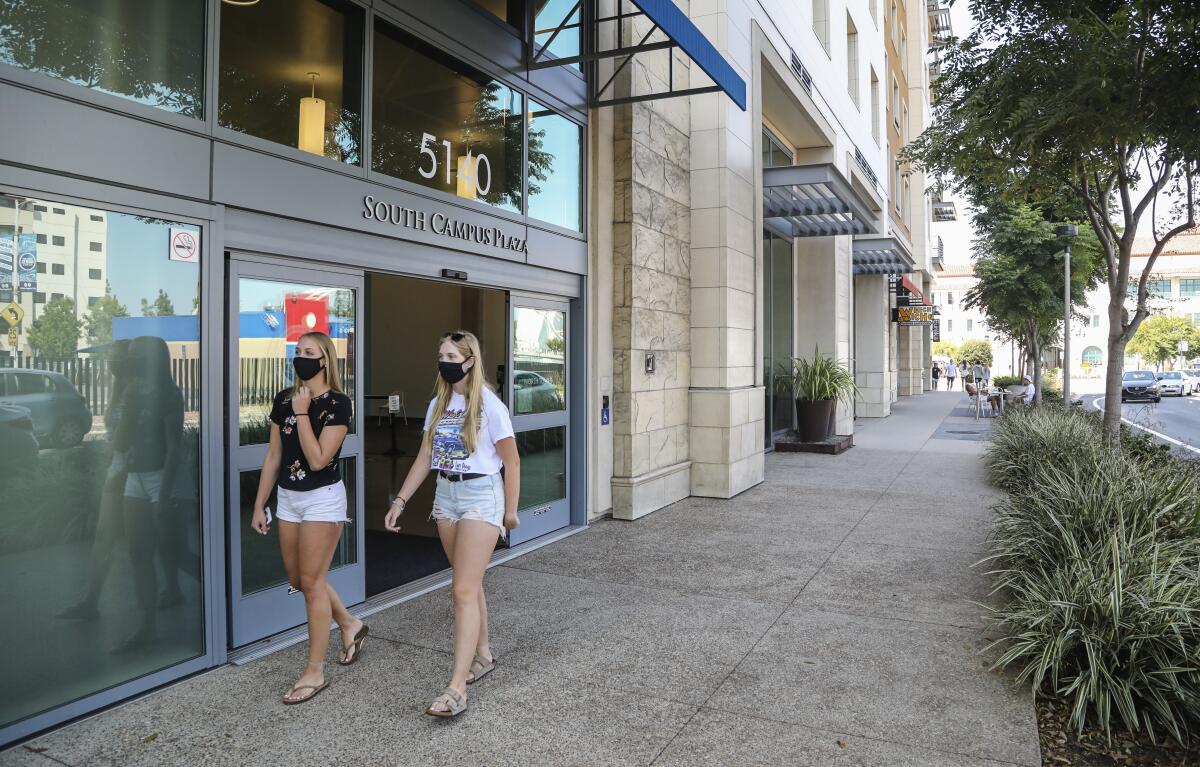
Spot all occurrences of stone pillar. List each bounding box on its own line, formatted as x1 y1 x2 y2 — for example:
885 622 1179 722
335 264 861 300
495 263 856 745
795 236 855 434
854 274 892 417
687 6 764 499
609 25 694 520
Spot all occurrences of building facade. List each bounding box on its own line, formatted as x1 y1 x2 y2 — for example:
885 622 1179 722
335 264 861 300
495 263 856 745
930 227 1200 382
1 0 948 745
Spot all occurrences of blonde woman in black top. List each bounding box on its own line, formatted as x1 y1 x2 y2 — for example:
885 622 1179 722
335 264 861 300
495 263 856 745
250 332 367 704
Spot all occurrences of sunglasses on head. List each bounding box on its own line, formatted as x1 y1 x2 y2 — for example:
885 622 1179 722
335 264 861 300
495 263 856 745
445 332 466 342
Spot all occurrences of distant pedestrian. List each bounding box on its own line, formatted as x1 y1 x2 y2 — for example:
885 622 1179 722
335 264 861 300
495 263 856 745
931 362 941 389
945 361 957 389
971 362 985 388
982 365 992 388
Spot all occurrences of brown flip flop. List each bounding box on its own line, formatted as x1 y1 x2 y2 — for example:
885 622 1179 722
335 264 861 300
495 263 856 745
281 680 329 705
338 622 369 666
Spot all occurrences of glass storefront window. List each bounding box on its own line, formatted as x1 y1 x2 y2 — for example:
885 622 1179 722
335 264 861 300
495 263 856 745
516 426 566 509
534 0 581 68
0 195 203 731
372 20 523 214
512 306 565 415
527 102 582 232
218 0 364 165
0 0 205 118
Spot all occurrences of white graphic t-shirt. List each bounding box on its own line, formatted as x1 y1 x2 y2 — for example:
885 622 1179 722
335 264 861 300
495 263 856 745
424 388 515 475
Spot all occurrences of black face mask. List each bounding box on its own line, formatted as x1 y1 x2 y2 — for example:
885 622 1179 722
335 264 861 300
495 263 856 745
438 359 471 385
292 356 324 382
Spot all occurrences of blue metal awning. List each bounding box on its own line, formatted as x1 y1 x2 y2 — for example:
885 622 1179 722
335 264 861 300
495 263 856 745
527 0 746 110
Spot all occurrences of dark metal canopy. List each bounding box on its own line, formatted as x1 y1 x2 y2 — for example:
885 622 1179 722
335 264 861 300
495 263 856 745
763 163 880 238
528 0 746 109
852 235 915 275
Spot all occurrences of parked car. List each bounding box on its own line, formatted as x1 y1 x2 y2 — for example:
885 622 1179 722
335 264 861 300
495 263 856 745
1121 370 1160 403
0 368 92 447
513 370 564 415
0 404 39 473
1182 368 1200 395
1155 370 1188 397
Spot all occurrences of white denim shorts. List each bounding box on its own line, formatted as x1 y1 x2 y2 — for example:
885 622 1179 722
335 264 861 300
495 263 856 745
124 470 163 503
431 473 506 540
275 481 349 524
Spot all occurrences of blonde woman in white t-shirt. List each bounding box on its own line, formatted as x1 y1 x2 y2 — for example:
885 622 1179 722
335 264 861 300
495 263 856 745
385 330 520 718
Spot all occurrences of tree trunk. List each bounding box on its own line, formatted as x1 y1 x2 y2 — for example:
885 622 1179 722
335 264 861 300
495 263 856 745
1030 339 1042 405
1102 328 1128 446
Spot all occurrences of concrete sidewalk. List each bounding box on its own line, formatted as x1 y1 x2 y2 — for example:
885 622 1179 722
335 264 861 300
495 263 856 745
3 392 1038 767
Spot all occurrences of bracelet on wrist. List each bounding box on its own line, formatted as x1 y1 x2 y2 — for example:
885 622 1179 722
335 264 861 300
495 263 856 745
391 496 406 509
295 411 308 416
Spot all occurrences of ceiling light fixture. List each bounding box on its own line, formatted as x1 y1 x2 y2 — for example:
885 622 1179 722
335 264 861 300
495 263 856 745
222 1 261 6
298 72 325 157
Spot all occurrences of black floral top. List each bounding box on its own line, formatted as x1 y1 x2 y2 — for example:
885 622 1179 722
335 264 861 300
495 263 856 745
269 388 352 491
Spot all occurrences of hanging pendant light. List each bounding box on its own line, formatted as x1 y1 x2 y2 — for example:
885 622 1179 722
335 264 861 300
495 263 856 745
298 72 325 156
456 150 476 200
222 0 261 5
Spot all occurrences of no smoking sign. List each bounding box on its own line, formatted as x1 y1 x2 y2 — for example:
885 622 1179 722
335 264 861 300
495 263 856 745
169 227 198 262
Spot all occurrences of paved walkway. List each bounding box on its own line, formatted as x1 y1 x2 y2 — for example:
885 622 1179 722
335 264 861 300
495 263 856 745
3 392 1038 767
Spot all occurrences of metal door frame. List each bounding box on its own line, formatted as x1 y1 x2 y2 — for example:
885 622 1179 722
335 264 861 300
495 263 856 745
506 293 571 545
226 255 366 647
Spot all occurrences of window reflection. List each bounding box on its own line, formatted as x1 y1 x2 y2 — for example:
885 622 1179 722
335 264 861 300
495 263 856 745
372 19 523 213
218 0 363 164
0 195 203 731
0 0 205 117
512 307 565 415
516 426 566 509
534 0 581 68
527 101 582 231
237 280 356 445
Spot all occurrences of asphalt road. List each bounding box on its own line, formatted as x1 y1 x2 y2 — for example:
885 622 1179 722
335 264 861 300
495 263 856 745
1089 392 1200 457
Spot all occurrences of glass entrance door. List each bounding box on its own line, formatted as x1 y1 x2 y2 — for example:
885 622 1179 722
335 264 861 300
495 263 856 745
507 298 569 545
763 231 794 447
227 258 364 647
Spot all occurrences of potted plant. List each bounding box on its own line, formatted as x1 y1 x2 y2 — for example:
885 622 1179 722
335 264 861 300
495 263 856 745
780 347 858 442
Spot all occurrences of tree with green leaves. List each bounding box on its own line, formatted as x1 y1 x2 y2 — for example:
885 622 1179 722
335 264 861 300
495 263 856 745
907 1 1200 440
956 339 994 370
1126 314 1200 369
963 205 1103 402
140 289 175 317
84 283 129 344
27 296 81 359
932 340 960 360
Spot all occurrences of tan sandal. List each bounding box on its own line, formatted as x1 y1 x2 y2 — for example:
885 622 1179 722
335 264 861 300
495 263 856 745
425 686 467 718
281 680 329 705
338 622 369 666
466 652 496 684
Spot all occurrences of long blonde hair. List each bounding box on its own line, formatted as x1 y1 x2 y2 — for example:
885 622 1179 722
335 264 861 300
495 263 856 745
292 331 343 395
424 330 489 456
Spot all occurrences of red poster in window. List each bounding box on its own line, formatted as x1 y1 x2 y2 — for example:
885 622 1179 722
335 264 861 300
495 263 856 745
284 293 329 341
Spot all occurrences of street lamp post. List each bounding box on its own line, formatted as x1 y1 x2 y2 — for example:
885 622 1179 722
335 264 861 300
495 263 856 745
1056 225 1078 403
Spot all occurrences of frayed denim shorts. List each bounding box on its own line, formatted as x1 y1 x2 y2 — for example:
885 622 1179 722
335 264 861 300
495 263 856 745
431 473 506 540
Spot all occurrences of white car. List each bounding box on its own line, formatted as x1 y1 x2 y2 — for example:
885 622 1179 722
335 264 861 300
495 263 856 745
1156 370 1187 397
1183 368 1200 395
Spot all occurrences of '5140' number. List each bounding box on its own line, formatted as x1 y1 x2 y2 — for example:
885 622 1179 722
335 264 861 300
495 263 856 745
417 132 492 195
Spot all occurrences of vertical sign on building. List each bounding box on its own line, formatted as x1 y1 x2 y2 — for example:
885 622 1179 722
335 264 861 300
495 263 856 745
17 232 37 290
932 319 941 342
0 232 14 293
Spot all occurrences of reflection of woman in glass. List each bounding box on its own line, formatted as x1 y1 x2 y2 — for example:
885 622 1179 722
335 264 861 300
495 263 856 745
58 339 132 621
250 332 365 705
385 331 521 717
112 336 184 650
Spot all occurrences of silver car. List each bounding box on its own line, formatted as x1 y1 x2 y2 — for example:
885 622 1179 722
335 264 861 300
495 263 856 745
1182 368 1200 395
1156 370 1187 397
0 369 93 447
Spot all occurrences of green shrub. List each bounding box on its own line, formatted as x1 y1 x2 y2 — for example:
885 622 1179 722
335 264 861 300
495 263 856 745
986 405 1106 493
992 375 1022 388
986 453 1200 743
985 402 1200 743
